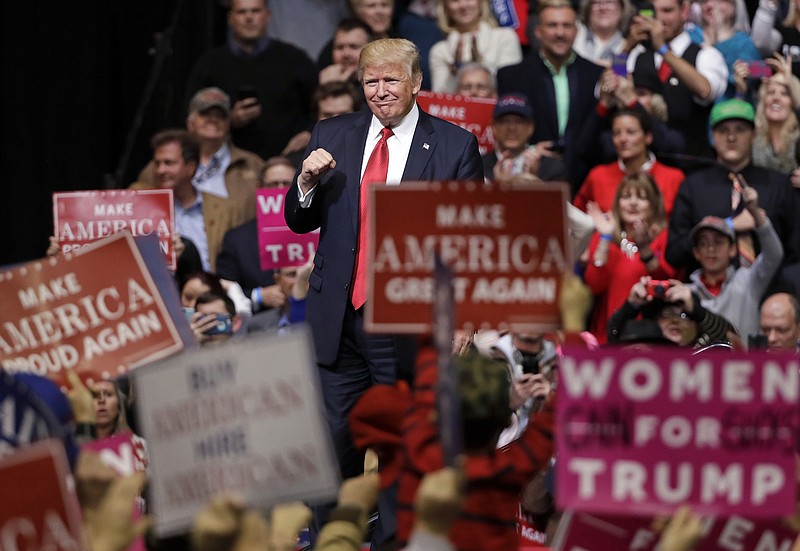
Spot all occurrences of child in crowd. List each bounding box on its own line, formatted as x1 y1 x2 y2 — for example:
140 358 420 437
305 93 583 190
686 182 783 344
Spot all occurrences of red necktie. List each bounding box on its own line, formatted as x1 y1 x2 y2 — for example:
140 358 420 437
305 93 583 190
351 127 393 309
658 48 672 82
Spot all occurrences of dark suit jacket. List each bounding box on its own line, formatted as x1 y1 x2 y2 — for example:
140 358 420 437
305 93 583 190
215 219 275 299
496 52 603 193
284 107 483 365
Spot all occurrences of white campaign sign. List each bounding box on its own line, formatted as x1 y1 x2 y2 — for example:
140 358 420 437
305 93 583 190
135 329 340 537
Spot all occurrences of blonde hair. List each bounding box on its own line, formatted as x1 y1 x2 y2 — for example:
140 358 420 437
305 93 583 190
436 0 498 34
358 38 423 85
578 0 634 30
754 75 800 155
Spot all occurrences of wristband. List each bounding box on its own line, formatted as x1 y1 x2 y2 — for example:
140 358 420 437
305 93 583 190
600 233 613 241
657 44 669 56
724 216 734 231
640 251 654 263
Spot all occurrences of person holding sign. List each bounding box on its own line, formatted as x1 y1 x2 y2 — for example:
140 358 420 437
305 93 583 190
284 37 482 543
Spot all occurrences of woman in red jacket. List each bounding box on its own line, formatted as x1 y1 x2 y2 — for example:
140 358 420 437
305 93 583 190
583 172 677 343
573 108 684 219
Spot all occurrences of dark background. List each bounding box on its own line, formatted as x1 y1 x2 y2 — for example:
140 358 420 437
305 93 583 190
1 1 228 266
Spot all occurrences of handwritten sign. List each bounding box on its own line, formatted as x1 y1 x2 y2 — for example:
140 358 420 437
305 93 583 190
366 181 570 333
53 189 176 270
556 348 800 518
417 91 496 154
135 329 340 537
0 440 84 550
256 188 318 270
0 232 184 387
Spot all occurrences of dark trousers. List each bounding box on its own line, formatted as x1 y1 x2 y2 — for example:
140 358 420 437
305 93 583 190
310 303 400 547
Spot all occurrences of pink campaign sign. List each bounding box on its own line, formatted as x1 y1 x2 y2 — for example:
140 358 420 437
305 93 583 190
556 347 800 518
256 188 318 271
552 511 799 551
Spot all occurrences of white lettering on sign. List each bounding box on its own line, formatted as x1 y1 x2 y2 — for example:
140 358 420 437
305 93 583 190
560 357 800 403
18 274 82 310
374 234 567 274
435 204 506 229
257 193 284 216
93 203 134 216
567 458 785 506
427 104 466 120
58 219 170 241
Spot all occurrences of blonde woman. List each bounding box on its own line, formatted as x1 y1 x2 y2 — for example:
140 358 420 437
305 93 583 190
752 65 800 179
429 0 522 92
574 0 633 66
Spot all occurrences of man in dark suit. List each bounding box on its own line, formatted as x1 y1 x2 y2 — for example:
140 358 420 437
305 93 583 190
215 156 296 332
284 37 482 542
496 0 603 194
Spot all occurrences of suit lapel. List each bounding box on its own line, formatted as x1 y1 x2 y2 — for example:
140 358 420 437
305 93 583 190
402 107 435 181
345 114 371 236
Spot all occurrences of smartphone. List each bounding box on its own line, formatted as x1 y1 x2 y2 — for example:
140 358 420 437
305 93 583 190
748 333 768 350
747 60 773 79
612 53 628 77
638 2 654 17
237 85 258 102
204 314 234 336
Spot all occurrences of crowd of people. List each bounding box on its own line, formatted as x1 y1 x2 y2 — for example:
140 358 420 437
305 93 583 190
14 0 800 549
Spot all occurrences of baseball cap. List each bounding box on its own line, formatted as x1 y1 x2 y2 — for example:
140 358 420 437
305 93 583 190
709 99 755 129
690 215 735 243
493 94 534 120
189 87 231 115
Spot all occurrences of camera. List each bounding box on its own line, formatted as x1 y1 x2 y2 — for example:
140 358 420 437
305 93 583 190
646 280 671 299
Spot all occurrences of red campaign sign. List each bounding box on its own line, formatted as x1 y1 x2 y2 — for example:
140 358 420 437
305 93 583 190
556 347 800 518
551 510 799 551
0 232 184 388
0 440 84 550
53 189 176 270
417 91 496 154
256 188 318 270
366 181 570 334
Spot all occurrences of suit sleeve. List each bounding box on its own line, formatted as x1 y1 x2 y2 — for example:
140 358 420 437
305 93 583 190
456 132 485 181
284 124 325 234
